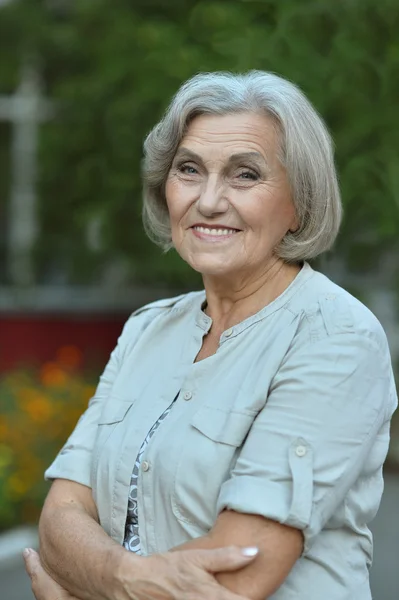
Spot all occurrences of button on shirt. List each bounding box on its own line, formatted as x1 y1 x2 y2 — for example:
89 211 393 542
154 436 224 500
45 263 397 600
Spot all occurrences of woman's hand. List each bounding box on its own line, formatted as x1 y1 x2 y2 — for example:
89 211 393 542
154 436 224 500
115 545 258 600
23 548 79 600
23 544 258 600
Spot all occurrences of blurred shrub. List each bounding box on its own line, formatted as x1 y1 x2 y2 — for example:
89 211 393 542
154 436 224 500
0 0 398 286
0 349 97 531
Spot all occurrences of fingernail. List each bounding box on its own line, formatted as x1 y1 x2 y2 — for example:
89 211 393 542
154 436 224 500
241 546 259 557
23 548 32 558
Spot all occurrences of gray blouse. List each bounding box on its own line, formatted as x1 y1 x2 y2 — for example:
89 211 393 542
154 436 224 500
46 262 398 600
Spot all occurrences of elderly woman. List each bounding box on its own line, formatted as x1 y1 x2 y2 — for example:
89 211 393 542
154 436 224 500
24 71 397 600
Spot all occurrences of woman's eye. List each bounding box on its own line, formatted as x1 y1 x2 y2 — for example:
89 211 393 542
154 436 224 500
237 170 259 181
178 164 198 175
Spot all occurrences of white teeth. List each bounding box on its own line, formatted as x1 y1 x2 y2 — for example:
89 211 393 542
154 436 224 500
193 226 238 236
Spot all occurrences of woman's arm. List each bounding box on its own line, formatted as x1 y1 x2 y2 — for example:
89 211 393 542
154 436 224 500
171 510 303 600
39 483 299 600
39 479 125 600
38 480 258 600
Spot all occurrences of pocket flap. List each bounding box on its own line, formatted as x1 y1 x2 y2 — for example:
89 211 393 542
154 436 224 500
98 401 134 425
191 405 254 447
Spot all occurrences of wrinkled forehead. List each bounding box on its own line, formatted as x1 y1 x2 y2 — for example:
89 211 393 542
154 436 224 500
177 112 283 166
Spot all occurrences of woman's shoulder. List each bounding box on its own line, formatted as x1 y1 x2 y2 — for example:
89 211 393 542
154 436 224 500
289 266 389 352
118 290 203 339
130 290 203 317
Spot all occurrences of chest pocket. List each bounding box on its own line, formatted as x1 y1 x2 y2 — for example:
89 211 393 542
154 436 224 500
172 404 255 530
191 405 255 446
97 400 134 425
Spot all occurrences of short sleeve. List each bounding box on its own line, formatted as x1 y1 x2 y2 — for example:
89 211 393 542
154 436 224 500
216 327 396 553
44 313 141 487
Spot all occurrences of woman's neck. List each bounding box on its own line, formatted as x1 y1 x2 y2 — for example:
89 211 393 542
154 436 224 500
202 260 301 332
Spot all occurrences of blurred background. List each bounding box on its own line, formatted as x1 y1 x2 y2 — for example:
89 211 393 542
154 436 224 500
0 0 398 597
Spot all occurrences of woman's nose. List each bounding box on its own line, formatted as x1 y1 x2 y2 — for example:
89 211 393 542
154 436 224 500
197 176 229 216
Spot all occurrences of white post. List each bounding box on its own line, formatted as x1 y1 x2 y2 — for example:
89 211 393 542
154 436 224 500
0 64 54 286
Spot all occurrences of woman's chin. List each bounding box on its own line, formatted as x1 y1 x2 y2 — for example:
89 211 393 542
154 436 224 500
188 260 237 279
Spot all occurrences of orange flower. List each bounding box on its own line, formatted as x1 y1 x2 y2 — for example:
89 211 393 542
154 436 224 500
24 396 54 423
56 345 83 370
17 387 45 407
40 362 68 387
0 364 99 529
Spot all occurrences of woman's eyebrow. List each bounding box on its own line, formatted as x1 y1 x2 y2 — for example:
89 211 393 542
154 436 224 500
226 151 266 167
173 148 268 170
173 148 203 163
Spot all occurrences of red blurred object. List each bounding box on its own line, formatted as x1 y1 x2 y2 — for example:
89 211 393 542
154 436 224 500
0 313 129 372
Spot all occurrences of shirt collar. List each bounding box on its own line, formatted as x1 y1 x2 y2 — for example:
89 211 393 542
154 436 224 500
194 262 314 341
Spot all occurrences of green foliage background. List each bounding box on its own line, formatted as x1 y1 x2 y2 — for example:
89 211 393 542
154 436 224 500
0 0 398 286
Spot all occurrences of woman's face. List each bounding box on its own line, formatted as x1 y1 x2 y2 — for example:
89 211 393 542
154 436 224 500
165 112 298 280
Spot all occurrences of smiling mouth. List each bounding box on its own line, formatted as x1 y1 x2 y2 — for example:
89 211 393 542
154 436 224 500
191 225 241 237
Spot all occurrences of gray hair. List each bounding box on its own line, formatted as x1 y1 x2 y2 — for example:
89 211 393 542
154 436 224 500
142 70 342 261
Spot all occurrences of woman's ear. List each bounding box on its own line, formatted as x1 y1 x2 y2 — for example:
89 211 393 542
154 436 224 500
289 215 300 234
